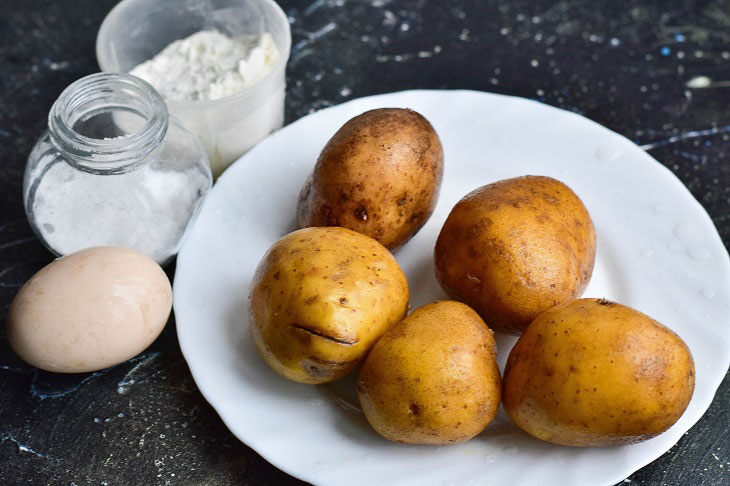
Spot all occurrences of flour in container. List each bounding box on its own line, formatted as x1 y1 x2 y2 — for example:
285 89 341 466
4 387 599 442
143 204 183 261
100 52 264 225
129 30 280 101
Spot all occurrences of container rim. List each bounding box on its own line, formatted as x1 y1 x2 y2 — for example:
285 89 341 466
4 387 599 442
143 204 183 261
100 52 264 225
95 0 292 107
48 73 169 173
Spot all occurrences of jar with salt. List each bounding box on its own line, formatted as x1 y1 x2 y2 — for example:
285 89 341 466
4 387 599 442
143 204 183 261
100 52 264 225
24 73 212 265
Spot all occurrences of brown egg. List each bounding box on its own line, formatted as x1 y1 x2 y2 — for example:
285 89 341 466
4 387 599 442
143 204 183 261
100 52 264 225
6 246 172 373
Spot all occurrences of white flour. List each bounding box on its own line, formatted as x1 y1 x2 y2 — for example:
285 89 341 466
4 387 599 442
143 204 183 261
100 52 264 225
129 30 280 101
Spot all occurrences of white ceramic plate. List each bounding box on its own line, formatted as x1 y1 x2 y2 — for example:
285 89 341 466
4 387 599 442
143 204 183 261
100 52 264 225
174 90 730 486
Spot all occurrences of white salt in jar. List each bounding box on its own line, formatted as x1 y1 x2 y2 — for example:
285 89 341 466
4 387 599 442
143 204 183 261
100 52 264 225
96 0 291 177
24 73 212 265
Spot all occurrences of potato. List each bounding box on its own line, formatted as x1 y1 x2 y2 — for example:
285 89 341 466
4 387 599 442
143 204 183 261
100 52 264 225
249 227 409 384
357 301 501 444
434 175 595 334
502 298 695 447
297 108 444 250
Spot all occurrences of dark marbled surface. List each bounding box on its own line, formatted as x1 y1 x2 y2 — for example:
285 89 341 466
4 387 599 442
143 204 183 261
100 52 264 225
1 0 728 484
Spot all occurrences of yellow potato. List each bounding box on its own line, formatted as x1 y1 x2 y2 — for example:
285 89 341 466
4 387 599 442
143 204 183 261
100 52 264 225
297 108 444 250
502 298 695 446
249 227 409 384
434 175 595 334
357 301 501 444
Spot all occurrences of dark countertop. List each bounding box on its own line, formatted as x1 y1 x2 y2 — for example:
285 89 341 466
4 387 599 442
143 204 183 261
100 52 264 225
1 0 728 484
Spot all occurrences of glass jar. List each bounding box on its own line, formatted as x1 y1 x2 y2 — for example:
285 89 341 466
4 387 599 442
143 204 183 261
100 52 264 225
24 73 212 265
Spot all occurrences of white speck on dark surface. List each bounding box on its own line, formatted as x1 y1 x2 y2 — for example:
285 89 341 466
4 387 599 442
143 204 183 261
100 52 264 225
640 126 730 150
0 434 52 460
382 10 397 27
116 352 162 395
686 76 712 88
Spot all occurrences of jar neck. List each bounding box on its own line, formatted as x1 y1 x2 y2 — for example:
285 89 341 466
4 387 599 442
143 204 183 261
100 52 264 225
48 73 168 174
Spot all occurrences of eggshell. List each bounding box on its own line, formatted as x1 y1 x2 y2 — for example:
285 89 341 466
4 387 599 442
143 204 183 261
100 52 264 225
6 246 172 373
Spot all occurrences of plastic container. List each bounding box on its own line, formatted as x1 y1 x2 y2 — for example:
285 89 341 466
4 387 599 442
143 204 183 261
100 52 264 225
96 0 291 176
24 73 212 265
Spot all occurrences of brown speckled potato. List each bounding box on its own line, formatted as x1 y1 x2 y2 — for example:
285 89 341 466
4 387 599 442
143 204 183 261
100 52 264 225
249 227 409 384
357 301 501 445
502 298 695 447
297 108 444 250
434 175 595 334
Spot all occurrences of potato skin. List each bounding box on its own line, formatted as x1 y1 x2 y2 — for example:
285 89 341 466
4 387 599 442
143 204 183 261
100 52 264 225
434 175 595 334
357 301 502 445
297 108 444 250
502 298 695 447
249 227 409 384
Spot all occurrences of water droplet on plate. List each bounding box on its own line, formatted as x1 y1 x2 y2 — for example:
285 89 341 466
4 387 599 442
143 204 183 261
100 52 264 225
653 204 667 213
701 287 716 299
674 222 699 241
687 243 711 261
308 398 324 407
595 146 622 162
639 248 654 257
668 242 682 252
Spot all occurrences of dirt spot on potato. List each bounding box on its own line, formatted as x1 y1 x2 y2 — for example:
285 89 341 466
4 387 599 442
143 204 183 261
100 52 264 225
302 356 357 379
408 212 423 224
304 295 318 305
354 205 368 221
320 205 339 226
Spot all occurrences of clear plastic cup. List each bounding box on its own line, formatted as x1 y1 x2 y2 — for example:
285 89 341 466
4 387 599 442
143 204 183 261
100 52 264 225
96 0 291 177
